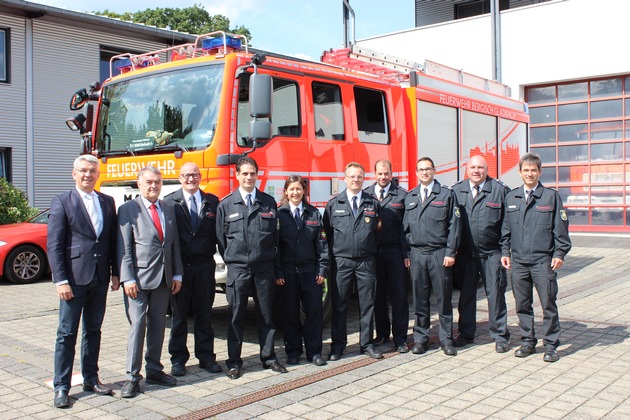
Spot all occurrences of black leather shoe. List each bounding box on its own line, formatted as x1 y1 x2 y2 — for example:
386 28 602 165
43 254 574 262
454 336 474 348
53 390 70 408
226 367 240 380
83 380 113 395
264 361 288 373
514 345 536 358
441 345 458 356
411 344 429 354
373 336 390 345
543 348 559 362
286 357 300 365
495 343 509 353
328 353 342 361
396 344 410 354
170 364 185 377
361 346 384 359
120 380 140 399
146 371 177 387
311 355 327 366
199 361 222 373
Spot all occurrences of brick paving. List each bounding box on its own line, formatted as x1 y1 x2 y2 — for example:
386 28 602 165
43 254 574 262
0 234 629 419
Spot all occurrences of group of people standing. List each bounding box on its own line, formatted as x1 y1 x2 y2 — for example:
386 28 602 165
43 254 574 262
48 152 571 409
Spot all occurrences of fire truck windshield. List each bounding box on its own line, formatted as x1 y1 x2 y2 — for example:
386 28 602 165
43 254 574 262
94 64 224 155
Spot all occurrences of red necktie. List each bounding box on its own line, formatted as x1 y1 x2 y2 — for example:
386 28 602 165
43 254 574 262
149 203 164 242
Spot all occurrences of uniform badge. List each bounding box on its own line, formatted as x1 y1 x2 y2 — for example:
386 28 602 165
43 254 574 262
560 210 568 221
365 217 371 224
377 219 383 230
320 231 327 240
455 208 461 218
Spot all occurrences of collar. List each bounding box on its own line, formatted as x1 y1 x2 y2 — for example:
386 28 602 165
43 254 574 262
289 203 303 213
375 183 391 197
346 190 362 203
76 187 96 200
420 181 434 193
182 189 202 204
239 188 256 203
469 180 485 192
141 196 160 211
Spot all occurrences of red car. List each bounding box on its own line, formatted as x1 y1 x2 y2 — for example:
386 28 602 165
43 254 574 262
0 209 49 284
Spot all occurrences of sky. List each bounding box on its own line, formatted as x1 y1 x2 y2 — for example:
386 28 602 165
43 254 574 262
34 0 415 61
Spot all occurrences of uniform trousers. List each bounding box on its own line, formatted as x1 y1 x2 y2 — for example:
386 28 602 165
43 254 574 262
374 248 409 346
124 278 171 381
225 265 276 368
409 247 455 346
54 272 108 392
456 252 510 344
169 259 217 365
279 268 323 360
510 260 560 349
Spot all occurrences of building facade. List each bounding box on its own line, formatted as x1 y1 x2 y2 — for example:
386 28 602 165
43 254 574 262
0 0 194 209
360 0 630 232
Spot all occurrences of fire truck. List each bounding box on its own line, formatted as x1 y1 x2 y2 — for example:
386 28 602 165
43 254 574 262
65 31 529 319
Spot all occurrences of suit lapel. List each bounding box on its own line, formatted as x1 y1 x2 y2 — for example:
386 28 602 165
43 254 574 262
72 189 97 237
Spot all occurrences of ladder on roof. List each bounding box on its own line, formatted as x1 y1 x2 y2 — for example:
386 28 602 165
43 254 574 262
321 44 511 97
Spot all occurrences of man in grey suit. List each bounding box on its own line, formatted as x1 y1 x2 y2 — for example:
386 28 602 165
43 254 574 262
117 166 184 398
48 154 119 408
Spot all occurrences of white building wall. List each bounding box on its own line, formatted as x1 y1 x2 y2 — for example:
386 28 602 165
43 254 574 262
360 0 630 101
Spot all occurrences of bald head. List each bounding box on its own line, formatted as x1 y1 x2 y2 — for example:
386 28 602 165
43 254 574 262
467 155 488 186
179 162 201 194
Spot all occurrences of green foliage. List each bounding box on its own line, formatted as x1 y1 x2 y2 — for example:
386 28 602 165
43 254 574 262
0 178 38 224
95 4 252 40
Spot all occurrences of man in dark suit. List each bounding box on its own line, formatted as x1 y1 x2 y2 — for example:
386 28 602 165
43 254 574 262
117 166 184 398
48 154 119 409
165 162 221 376
364 159 410 354
216 156 287 379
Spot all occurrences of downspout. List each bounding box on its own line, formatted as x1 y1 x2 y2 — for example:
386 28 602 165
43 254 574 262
490 0 502 82
25 18 34 206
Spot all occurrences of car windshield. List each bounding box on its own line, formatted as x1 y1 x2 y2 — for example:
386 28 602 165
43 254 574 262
29 209 50 224
95 63 224 155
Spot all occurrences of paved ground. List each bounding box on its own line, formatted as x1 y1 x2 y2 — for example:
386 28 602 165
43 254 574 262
0 233 629 419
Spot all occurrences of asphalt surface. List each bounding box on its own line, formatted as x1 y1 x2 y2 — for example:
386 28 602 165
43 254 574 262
0 233 629 419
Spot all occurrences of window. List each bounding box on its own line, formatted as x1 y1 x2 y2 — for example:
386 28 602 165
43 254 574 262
0 148 10 181
0 29 8 83
312 82 344 140
100 46 143 82
454 0 509 19
236 73 300 147
354 87 389 144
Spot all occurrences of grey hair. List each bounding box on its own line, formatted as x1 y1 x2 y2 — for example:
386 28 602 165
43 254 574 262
73 154 99 169
137 165 162 180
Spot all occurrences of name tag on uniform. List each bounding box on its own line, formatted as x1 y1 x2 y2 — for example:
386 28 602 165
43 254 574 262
486 202 501 208
508 205 517 209
335 209 346 213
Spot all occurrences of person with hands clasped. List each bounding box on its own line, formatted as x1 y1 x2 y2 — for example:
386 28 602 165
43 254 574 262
275 175 329 367
500 153 571 363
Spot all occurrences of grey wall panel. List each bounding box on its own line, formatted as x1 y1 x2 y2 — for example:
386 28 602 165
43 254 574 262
0 14 27 195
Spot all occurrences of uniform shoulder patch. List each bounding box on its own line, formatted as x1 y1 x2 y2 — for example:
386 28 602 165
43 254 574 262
560 210 568 221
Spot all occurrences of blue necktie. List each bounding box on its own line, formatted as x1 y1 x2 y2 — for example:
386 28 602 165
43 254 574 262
352 196 358 217
294 207 301 228
246 193 253 210
190 196 199 231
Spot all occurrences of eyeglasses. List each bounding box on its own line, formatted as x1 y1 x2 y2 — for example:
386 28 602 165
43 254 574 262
75 169 98 175
180 173 201 179
345 175 364 180
416 167 434 173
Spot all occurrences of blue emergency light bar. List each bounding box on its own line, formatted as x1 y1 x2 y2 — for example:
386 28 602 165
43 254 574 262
114 58 133 71
202 36 242 51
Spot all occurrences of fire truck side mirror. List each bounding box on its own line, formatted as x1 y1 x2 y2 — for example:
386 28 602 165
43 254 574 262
249 73 272 118
249 119 272 141
69 88 89 111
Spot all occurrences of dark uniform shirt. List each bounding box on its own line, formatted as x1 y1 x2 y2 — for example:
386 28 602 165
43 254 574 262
501 183 571 263
216 189 278 269
364 184 408 252
164 189 219 263
403 180 461 257
275 202 329 278
451 177 508 258
323 192 381 258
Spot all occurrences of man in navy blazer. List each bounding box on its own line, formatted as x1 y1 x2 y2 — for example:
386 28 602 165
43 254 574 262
47 154 119 408
117 166 184 398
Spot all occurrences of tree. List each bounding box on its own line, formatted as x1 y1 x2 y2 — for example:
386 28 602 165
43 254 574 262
96 4 252 41
0 178 37 224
